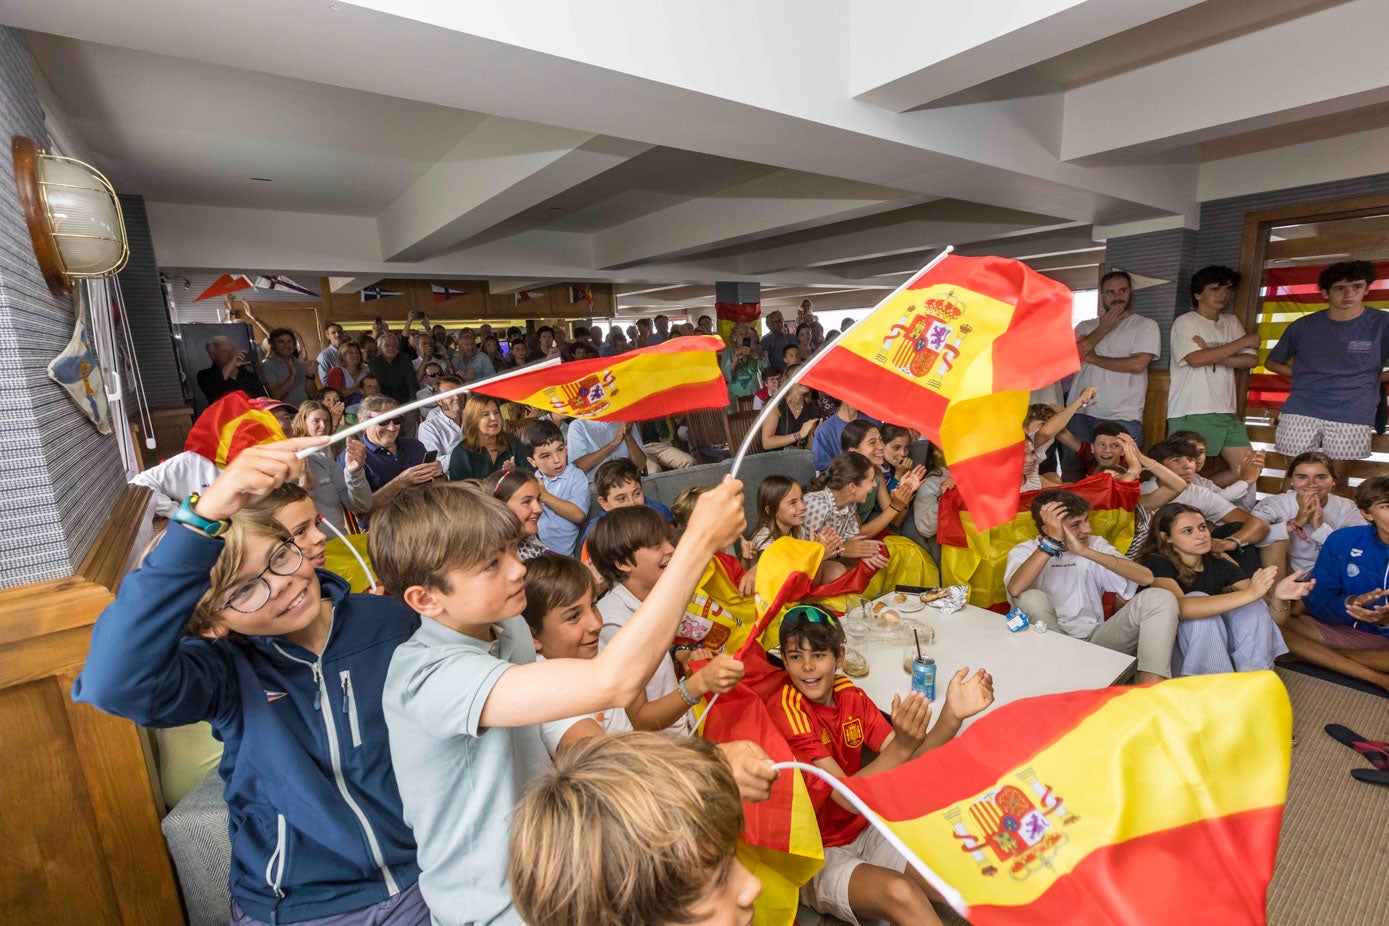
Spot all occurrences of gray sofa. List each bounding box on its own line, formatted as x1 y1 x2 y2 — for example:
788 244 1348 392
161 768 231 926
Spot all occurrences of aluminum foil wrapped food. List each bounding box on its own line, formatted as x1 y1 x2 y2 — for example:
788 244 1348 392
929 585 969 615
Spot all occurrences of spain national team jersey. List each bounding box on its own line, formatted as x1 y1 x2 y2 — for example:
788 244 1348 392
770 676 894 847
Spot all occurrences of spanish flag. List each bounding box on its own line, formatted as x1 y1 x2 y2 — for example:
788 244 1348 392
799 255 1076 530
841 672 1290 925
184 391 285 467
478 335 728 420
938 472 1139 610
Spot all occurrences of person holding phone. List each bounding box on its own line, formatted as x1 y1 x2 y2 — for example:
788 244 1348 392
197 335 265 407
344 395 442 524
720 323 762 399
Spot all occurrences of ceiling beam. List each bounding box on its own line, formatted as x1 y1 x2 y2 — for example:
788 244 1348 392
1062 0 1389 163
377 121 651 261
829 226 1096 278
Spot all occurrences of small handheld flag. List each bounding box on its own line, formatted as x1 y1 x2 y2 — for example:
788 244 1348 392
185 391 285 467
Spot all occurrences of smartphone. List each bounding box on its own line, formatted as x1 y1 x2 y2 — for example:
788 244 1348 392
423 450 438 464
742 336 752 348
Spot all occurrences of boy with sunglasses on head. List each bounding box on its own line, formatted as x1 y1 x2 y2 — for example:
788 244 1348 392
770 605 994 926
74 437 429 926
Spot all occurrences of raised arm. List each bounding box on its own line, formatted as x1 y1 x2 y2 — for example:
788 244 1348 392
1034 387 1097 447
476 478 746 728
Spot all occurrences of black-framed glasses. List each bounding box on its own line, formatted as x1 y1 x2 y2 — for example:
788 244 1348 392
219 540 304 613
426 371 441 378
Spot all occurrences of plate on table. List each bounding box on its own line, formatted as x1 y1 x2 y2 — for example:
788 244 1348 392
877 593 926 615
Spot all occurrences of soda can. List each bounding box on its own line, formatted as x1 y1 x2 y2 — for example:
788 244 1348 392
911 655 936 700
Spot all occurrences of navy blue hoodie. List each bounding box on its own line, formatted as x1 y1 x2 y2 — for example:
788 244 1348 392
73 523 422 924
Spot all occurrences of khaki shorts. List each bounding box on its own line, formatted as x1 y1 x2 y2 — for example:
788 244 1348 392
802 823 909 926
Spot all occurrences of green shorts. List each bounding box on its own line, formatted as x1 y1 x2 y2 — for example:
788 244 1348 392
1167 413 1250 455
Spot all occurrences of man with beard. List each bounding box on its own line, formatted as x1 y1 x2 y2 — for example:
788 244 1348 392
1069 270 1160 444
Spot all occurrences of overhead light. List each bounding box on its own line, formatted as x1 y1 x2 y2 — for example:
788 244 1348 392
12 135 128 299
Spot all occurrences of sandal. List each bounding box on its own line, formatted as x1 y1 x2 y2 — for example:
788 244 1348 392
1324 724 1389 770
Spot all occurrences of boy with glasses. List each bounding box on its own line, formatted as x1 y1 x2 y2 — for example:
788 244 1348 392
74 436 430 926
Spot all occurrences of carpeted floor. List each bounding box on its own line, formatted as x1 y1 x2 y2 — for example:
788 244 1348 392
803 668 1389 926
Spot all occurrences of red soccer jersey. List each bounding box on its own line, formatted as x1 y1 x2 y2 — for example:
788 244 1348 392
771 676 894 847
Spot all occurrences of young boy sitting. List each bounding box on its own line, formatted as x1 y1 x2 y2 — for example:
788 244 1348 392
1168 428 1264 508
770 605 994 926
520 419 589 556
509 732 762 926
1005 489 1179 684
373 477 747 926
578 457 674 561
589 506 744 733
1299 476 1389 682
522 551 743 739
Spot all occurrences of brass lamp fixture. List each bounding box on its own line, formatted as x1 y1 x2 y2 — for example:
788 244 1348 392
12 134 129 299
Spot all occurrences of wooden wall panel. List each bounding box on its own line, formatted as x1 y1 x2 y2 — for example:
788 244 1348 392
0 486 182 924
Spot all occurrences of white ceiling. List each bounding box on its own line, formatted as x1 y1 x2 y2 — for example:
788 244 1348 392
4 0 1386 302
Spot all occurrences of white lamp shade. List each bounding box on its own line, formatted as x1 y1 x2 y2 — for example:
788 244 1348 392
37 155 127 277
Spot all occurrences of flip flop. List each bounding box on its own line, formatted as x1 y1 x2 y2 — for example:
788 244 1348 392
1324 724 1389 770
1351 768 1389 787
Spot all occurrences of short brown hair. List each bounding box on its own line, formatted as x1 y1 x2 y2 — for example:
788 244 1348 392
521 554 595 636
369 482 521 595
588 506 671 587
1030 488 1091 533
594 458 643 500
509 732 744 926
190 516 291 637
1355 476 1389 512
670 485 707 529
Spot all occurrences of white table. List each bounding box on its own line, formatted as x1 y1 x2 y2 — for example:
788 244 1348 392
851 598 1136 731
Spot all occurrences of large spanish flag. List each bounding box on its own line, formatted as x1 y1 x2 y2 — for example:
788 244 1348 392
478 334 728 420
185 391 285 467
842 672 1290 924
800 255 1076 530
939 473 1139 610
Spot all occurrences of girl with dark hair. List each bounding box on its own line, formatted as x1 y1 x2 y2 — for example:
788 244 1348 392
758 363 821 452
1251 450 1362 577
489 469 550 561
839 419 926 537
1136 502 1308 675
746 475 845 583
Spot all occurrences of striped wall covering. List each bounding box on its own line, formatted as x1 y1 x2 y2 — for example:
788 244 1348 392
0 27 126 590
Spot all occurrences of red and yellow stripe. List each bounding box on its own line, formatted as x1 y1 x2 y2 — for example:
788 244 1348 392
844 672 1290 924
801 255 1077 530
479 335 728 421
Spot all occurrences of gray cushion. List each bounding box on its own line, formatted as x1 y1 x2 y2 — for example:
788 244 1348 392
642 449 816 528
161 767 231 926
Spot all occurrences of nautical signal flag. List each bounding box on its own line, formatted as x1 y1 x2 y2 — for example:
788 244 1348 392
195 273 255 301
939 473 1140 610
799 254 1077 530
185 391 285 467
477 335 728 421
838 672 1291 925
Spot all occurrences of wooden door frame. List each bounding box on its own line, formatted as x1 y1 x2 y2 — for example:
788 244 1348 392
1234 190 1389 415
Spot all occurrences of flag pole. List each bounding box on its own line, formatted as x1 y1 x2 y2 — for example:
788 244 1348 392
296 357 563 459
727 246 954 481
774 761 969 918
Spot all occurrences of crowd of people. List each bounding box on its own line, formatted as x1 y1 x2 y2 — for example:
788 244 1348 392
95 266 1388 926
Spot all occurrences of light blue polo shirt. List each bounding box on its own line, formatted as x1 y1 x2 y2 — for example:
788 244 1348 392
383 615 550 926
537 463 590 557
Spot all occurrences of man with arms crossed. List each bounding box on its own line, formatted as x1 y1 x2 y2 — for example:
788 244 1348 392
1070 270 1160 444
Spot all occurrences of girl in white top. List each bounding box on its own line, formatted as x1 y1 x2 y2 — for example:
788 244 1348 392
1252 450 1363 576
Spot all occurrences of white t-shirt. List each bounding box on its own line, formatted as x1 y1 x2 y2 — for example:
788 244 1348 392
1070 314 1161 421
1167 312 1256 418
597 582 693 734
1251 491 1362 574
1139 478 1237 523
534 654 635 756
1005 536 1137 639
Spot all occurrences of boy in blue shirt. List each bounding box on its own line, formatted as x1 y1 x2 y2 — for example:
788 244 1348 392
577 458 674 559
520 419 589 557
373 477 752 926
1300 476 1389 690
74 436 428 925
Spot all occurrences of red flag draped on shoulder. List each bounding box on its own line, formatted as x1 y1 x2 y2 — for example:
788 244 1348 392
478 335 728 421
185 392 285 467
800 255 1077 530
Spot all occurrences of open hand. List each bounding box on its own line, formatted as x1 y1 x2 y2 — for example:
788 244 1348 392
1346 588 1389 623
1248 565 1278 599
343 439 366 474
944 667 995 722
889 691 932 753
842 536 883 560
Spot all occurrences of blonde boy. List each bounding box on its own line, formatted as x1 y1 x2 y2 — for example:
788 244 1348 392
374 478 745 926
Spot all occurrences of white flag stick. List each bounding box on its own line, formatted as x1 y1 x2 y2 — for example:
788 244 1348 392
727 246 954 480
772 761 969 918
297 356 563 458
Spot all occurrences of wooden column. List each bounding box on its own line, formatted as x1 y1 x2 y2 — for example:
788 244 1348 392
0 487 182 924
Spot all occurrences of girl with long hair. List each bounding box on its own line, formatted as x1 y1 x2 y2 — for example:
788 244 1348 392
1136 502 1309 675
758 363 821 452
292 401 371 531
1251 450 1362 576
489 469 551 561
